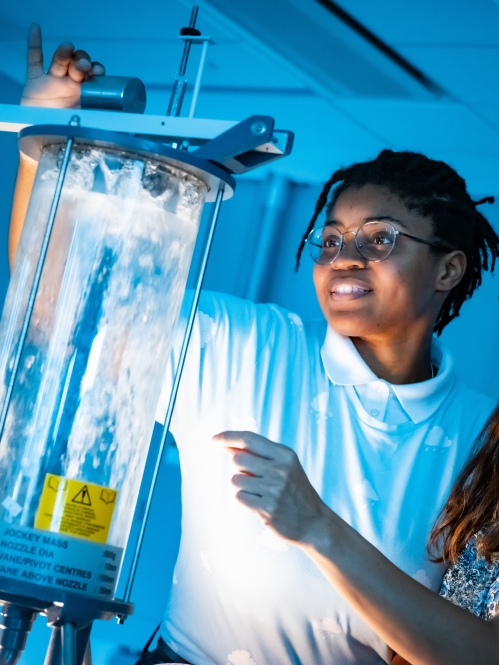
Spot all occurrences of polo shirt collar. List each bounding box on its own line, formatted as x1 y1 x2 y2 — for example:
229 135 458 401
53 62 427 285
320 326 455 424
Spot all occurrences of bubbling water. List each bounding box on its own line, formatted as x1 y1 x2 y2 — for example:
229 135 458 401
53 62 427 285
0 144 207 547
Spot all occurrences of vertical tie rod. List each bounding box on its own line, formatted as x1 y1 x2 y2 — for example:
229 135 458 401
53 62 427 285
0 116 79 443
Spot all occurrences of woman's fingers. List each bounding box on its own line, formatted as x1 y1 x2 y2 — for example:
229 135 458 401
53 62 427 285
214 431 277 460
47 44 93 82
46 42 75 78
231 450 268 476
216 430 330 543
235 490 264 511
26 24 44 79
68 50 92 82
232 472 265 496
90 61 106 76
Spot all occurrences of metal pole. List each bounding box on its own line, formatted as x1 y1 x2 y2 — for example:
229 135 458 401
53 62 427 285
0 115 79 442
167 7 198 117
123 185 225 602
179 7 198 77
188 39 209 119
61 624 76 665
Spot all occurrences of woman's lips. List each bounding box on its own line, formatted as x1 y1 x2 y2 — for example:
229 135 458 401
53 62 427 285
330 284 372 301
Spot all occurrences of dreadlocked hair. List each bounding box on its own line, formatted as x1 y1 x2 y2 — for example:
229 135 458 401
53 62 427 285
295 149 499 335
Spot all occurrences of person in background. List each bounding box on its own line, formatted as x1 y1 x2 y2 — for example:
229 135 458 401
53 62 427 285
11 25 499 665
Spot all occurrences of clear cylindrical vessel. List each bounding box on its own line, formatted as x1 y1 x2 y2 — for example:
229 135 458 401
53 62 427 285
0 136 213 597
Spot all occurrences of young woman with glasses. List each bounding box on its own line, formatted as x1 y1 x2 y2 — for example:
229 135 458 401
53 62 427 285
217 157 499 665
12 26 499 665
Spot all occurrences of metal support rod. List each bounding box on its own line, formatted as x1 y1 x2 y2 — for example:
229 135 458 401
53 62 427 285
123 185 225 602
0 116 79 442
167 7 198 117
179 7 198 77
188 39 209 119
61 624 76 665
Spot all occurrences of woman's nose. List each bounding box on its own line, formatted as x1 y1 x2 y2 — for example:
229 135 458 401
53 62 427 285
333 232 368 269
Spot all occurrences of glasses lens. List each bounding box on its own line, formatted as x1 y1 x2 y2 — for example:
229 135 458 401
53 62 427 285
356 222 396 261
308 226 342 264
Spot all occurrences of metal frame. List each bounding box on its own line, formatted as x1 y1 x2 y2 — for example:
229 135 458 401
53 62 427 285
0 5 294 660
0 103 236 141
18 124 236 202
0 118 231 665
0 575 133 665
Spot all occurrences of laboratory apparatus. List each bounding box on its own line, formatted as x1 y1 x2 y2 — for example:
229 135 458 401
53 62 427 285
0 7 293 665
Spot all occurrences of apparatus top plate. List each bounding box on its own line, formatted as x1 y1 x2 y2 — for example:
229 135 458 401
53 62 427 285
19 124 236 201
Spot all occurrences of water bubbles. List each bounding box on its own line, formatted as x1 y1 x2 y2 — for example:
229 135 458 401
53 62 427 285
0 144 207 546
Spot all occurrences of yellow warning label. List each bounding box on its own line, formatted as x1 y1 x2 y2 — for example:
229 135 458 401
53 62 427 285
34 474 118 543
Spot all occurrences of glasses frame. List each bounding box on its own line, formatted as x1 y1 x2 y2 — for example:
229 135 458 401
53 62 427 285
307 220 453 265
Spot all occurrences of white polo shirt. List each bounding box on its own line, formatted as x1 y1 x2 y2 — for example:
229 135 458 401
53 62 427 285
157 291 493 665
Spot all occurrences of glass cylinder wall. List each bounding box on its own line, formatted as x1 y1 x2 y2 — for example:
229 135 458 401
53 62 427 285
0 142 207 552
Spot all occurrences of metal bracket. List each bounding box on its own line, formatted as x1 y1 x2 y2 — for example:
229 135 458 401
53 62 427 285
194 114 294 173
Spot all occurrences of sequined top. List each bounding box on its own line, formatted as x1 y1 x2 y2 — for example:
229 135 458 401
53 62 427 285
439 534 499 620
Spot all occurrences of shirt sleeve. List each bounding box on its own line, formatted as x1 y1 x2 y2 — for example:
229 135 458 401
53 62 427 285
154 290 275 437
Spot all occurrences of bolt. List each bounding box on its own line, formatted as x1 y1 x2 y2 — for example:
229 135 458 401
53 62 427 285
251 122 267 137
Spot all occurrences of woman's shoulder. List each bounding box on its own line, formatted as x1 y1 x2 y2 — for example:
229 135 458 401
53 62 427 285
439 533 499 620
194 291 326 347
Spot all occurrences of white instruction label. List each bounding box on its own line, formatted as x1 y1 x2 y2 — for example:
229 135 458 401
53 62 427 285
0 521 123 598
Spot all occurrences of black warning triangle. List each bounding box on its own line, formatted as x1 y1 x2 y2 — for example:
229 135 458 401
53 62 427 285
72 485 92 506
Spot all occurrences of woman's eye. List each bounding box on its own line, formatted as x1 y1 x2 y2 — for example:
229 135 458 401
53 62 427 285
371 234 391 245
324 236 340 248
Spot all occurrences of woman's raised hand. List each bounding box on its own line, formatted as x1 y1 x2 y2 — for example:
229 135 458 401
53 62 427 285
21 23 106 109
214 430 331 545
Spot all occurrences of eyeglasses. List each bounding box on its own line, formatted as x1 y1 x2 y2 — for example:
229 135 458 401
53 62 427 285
307 221 452 265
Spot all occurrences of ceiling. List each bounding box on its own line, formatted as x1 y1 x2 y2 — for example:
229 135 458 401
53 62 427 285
1 0 499 194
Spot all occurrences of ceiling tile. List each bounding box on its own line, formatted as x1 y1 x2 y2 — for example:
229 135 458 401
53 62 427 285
336 100 499 155
337 0 499 46
398 46 499 105
473 104 499 131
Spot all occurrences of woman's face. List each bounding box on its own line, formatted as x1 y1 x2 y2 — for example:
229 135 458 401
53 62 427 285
313 184 456 339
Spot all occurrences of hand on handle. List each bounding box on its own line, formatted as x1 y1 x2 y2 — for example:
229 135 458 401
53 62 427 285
21 23 105 108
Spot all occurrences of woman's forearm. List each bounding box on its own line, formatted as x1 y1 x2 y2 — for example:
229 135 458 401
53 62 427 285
300 511 499 665
9 152 37 267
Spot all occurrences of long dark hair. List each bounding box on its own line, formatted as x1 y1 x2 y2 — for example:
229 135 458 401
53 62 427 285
296 149 499 335
428 404 499 563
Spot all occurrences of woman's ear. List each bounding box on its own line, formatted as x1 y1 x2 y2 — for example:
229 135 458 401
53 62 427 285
435 250 467 293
